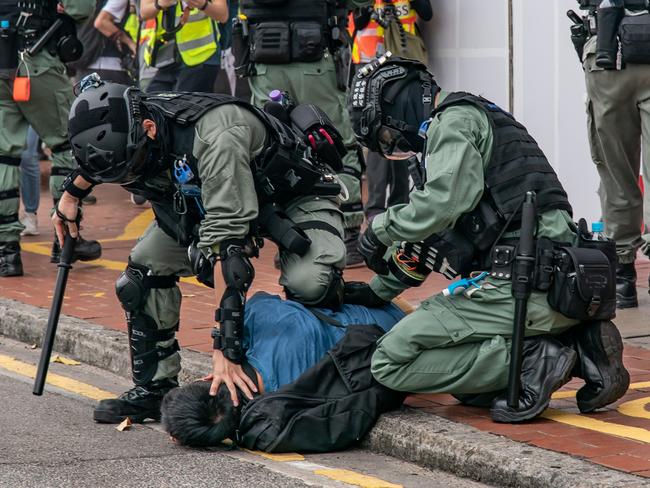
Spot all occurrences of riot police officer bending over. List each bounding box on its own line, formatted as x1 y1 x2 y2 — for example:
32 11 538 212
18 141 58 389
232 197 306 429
54 75 347 423
346 55 630 422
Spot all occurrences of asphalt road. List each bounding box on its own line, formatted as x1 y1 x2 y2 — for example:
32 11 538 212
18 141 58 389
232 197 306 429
0 336 492 488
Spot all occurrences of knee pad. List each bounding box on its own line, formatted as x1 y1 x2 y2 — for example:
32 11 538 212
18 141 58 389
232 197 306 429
115 261 178 312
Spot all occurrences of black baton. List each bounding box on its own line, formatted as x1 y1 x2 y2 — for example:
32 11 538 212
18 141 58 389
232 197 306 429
33 233 76 396
507 191 537 408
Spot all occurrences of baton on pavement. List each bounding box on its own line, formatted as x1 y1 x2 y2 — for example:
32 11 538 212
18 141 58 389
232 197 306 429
507 191 537 408
33 232 76 396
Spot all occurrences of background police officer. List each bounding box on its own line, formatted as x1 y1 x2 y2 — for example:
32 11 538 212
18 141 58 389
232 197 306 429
573 0 650 309
140 0 228 92
0 0 101 277
347 56 629 423
54 79 347 423
234 0 373 266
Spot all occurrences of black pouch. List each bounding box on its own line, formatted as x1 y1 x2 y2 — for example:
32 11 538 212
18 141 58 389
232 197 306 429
619 13 650 64
458 199 504 251
291 21 324 62
232 20 252 78
250 22 291 64
534 237 556 292
547 246 616 321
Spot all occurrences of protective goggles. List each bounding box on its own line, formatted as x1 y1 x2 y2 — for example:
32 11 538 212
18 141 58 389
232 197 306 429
377 125 417 160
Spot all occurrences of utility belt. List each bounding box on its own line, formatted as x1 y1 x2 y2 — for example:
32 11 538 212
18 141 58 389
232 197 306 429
231 17 351 90
489 224 616 321
572 2 650 66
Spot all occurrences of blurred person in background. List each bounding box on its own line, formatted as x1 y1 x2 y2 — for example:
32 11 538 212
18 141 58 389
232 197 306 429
350 0 432 224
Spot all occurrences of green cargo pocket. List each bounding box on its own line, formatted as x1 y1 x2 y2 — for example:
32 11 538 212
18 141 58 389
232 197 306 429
421 297 476 343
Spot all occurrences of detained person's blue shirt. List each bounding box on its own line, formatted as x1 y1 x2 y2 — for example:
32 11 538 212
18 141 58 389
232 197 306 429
242 293 405 392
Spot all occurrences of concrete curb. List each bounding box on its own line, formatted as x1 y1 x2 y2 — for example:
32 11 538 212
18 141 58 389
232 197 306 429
0 298 646 488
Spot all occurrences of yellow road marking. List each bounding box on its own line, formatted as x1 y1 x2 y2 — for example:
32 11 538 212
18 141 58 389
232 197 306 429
80 292 106 298
245 450 305 462
617 397 650 420
541 407 650 443
313 469 402 488
21 241 204 288
114 209 154 241
551 381 650 400
0 354 114 401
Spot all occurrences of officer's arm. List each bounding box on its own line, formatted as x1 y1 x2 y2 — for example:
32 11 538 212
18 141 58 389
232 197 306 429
60 0 96 21
371 108 488 247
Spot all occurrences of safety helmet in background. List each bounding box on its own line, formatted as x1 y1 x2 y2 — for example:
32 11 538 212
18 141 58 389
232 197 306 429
68 75 146 183
348 53 439 160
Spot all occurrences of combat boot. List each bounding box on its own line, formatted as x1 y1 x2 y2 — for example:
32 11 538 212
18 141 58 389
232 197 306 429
561 321 630 413
0 241 23 277
93 378 178 423
616 262 637 309
345 227 365 268
490 336 576 423
50 235 102 264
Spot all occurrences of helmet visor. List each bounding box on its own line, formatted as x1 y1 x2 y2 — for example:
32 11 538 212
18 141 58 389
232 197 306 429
377 126 416 160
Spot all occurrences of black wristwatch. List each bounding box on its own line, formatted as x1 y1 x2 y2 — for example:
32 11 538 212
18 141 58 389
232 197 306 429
199 0 210 10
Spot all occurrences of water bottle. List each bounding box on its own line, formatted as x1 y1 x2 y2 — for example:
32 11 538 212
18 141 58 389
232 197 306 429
591 221 606 240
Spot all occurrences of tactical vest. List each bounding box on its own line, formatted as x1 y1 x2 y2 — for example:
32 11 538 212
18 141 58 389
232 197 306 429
240 0 347 64
124 93 339 245
432 92 572 223
578 0 648 10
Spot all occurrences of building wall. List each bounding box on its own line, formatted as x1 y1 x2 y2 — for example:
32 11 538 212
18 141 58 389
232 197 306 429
420 0 600 222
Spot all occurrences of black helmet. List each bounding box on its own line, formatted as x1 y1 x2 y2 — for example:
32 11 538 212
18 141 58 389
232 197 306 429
349 53 438 160
68 76 145 183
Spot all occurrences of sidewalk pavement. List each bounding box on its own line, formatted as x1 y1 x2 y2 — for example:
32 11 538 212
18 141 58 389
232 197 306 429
5 182 650 487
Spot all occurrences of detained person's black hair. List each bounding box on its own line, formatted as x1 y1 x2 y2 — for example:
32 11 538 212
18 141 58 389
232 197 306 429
161 382 240 447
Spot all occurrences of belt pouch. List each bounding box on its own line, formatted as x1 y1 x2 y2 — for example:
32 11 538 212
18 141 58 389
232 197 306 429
547 246 616 321
619 13 650 64
250 22 290 64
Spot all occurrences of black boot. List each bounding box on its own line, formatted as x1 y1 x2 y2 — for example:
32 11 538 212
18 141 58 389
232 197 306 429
490 337 576 423
345 227 365 268
93 378 178 423
616 262 637 309
562 321 630 413
0 241 23 277
51 235 102 264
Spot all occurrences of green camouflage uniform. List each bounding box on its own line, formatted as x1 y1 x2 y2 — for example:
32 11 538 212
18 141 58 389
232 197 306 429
368 92 579 394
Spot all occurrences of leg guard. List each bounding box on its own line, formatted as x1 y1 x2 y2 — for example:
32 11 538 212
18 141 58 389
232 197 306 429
116 261 179 385
215 240 255 364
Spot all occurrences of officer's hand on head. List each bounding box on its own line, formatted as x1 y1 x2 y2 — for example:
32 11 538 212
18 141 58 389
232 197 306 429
344 281 389 308
358 226 389 275
52 192 80 245
210 349 257 407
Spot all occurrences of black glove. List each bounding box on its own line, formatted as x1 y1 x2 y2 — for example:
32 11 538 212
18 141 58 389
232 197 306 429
344 281 389 308
358 226 389 275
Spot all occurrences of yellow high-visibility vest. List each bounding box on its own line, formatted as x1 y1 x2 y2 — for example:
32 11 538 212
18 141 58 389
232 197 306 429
142 3 219 68
124 11 140 42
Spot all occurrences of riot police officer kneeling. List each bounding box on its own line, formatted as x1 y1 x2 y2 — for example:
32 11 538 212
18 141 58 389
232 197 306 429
346 55 630 422
54 75 348 423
